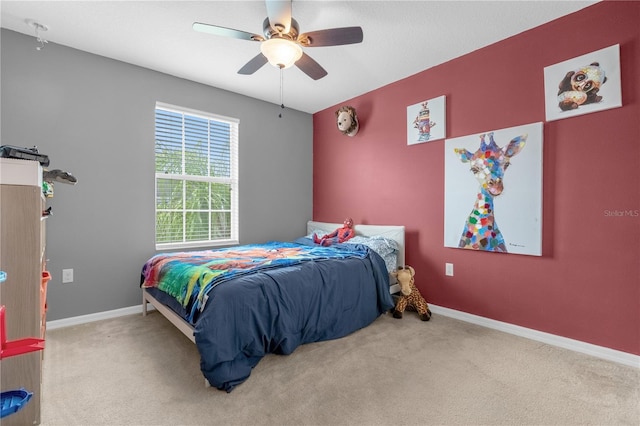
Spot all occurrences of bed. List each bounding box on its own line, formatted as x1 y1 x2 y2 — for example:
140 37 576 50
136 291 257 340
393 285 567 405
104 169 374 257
141 220 405 392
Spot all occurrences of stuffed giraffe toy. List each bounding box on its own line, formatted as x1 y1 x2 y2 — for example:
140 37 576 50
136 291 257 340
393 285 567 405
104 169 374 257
391 265 431 321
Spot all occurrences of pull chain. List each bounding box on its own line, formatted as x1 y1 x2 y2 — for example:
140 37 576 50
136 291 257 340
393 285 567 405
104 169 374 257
279 66 285 118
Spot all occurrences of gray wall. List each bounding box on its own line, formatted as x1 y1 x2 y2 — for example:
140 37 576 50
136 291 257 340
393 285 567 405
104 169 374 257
1 29 313 321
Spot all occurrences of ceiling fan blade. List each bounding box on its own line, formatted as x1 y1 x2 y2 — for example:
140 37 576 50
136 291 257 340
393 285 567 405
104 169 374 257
193 22 263 42
295 53 328 80
238 53 269 75
299 27 363 47
265 0 292 33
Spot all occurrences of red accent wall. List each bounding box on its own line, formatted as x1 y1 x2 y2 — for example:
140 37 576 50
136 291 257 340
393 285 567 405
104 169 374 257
313 1 639 355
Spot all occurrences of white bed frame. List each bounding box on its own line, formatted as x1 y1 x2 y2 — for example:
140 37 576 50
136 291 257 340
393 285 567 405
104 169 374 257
142 221 406 341
142 289 195 343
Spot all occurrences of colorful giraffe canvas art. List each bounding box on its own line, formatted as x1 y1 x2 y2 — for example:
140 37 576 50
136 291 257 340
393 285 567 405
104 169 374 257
444 122 543 256
453 133 526 252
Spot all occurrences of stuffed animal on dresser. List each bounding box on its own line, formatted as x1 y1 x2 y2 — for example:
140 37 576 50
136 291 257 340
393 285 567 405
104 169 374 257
391 265 431 321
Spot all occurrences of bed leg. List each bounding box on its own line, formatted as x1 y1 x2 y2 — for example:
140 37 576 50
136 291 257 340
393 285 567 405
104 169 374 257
142 292 147 316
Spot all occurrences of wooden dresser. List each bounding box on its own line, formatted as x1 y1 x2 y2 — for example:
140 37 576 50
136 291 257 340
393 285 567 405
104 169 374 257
0 158 46 425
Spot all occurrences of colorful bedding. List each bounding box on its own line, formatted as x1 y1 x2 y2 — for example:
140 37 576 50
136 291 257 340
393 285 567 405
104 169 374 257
141 241 369 323
141 239 394 392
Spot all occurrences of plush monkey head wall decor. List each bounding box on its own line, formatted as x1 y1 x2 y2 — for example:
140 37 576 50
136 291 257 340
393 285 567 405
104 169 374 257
335 106 359 137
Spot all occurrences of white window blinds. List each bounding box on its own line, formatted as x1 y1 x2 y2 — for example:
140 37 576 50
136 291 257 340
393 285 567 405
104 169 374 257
154 102 239 249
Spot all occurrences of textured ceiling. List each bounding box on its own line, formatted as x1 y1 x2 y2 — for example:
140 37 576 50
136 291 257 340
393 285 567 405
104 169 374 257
1 1 598 114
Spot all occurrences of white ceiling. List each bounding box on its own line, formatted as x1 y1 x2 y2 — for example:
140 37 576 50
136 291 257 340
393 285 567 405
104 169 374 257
1 1 598 114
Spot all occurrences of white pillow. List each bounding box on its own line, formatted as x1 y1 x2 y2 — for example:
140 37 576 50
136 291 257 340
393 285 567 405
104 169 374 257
306 229 327 239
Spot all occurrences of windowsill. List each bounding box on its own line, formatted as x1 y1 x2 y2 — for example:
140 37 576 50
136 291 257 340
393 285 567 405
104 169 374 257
155 239 239 251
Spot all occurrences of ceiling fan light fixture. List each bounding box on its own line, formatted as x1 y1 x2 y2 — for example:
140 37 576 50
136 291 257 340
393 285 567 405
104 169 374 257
260 38 302 69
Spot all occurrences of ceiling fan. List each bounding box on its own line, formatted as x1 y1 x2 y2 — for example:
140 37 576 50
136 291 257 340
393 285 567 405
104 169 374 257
193 0 363 80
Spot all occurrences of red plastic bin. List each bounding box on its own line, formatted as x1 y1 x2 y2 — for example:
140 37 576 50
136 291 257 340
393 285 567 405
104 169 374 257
41 270 51 316
0 305 45 360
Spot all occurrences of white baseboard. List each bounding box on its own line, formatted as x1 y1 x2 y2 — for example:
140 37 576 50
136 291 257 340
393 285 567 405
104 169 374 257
46 304 155 330
46 302 638 369
429 304 640 369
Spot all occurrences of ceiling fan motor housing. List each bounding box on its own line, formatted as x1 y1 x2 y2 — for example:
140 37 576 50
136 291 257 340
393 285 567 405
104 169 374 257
263 17 299 42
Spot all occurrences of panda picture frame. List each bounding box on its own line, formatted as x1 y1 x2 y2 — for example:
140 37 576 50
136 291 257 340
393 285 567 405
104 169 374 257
544 44 621 122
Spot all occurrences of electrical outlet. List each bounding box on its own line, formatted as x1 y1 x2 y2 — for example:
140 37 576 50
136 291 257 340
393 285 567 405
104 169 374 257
62 268 74 283
445 263 454 276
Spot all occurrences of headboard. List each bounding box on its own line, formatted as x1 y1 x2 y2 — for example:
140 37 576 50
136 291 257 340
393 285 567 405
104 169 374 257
306 221 405 293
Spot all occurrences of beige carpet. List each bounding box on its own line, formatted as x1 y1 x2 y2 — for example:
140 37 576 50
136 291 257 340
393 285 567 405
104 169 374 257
41 311 639 425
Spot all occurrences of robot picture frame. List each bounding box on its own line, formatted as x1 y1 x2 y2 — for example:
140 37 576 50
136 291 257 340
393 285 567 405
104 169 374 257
407 95 446 145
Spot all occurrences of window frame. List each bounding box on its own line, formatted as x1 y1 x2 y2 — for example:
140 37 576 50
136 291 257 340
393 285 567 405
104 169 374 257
154 102 239 250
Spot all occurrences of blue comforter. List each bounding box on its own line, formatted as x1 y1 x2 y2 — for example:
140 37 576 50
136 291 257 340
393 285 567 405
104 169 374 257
142 239 393 392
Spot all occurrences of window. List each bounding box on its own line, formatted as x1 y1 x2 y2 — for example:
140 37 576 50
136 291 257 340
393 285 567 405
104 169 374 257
154 102 239 250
